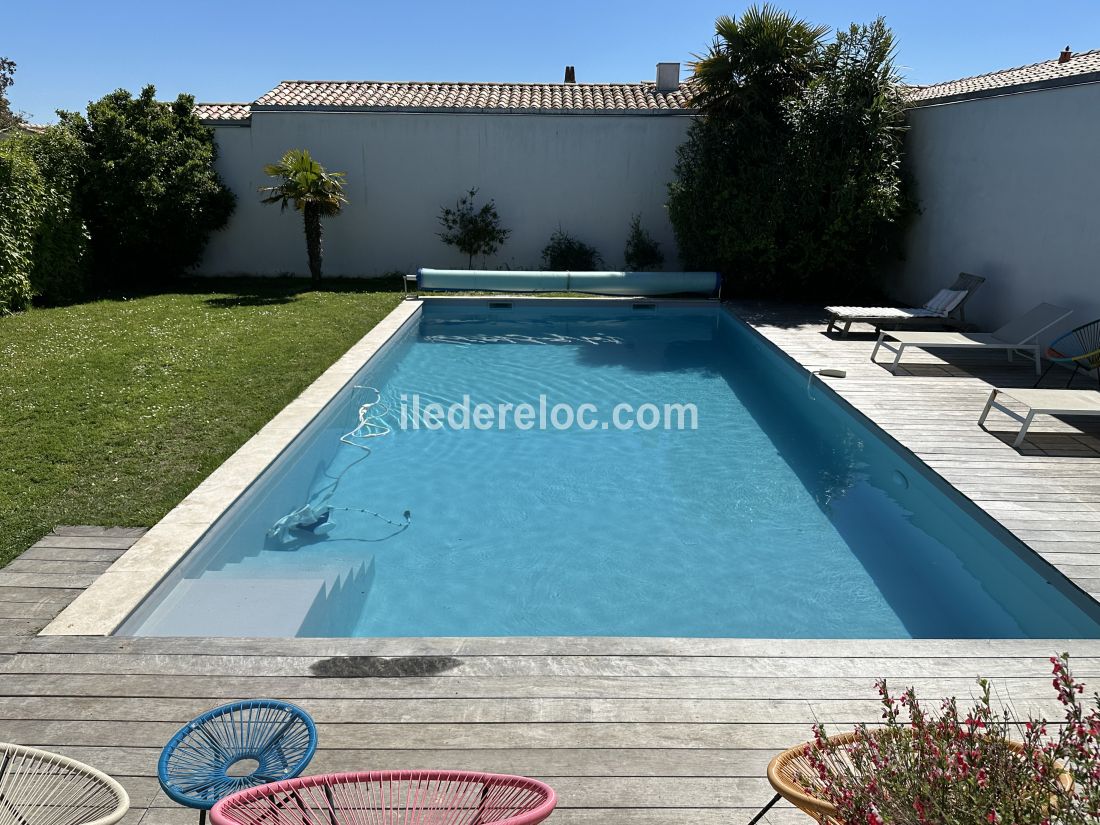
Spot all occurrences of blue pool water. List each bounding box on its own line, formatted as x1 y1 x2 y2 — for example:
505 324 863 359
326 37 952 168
121 302 1100 638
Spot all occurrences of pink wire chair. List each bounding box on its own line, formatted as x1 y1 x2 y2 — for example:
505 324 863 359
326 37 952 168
209 770 557 825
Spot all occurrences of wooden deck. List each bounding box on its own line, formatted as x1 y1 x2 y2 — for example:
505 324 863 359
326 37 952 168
2 304 1100 824
737 302 1100 595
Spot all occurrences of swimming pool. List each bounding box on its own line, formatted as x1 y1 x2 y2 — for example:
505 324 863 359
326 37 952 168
118 301 1100 638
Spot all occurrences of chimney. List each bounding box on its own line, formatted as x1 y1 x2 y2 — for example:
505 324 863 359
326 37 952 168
1059 46 1072 63
656 62 680 92
564 65 576 83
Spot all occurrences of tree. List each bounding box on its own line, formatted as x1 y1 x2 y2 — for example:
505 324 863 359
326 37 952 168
59 86 235 286
667 6 909 300
260 149 347 281
623 214 664 271
437 188 510 268
782 20 909 295
689 5 827 122
0 57 23 131
669 5 829 294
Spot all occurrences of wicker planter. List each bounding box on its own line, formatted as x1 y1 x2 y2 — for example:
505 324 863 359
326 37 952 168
766 730 1071 824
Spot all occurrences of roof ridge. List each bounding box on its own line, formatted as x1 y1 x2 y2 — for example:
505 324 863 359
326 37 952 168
272 79 674 88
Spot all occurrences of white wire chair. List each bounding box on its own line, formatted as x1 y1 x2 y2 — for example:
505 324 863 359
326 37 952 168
0 742 130 825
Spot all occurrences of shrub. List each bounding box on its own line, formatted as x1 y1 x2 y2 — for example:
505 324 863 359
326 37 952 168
20 125 89 304
623 214 664 271
541 228 602 271
59 86 235 286
438 188 510 268
668 8 909 299
805 653 1099 824
0 141 42 312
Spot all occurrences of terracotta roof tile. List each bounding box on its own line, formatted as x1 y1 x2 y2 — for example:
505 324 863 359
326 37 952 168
193 103 252 122
250 80 694 113
908 49 1100 104
196 51 1100 125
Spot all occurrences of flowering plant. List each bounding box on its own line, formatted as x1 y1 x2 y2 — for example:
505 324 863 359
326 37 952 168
803 653 1100 824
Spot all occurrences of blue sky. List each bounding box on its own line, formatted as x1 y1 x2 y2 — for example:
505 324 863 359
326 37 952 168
7 0 1099 122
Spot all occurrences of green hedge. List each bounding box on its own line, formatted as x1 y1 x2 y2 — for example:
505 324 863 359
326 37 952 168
0 140 42 313
21 126 89 304
0 126 89 312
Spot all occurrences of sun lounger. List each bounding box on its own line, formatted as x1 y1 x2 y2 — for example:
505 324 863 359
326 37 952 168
825 273 985 336
978 388 1100 447
871 303 1072 374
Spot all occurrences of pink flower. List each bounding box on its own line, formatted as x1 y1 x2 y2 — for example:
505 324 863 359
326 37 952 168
808 653 1100 825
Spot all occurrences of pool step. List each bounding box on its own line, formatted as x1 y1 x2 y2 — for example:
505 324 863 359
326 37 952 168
198 556 374 638
204 550 357 589
299 559 375 636
134 577 328 637
130 534 378 636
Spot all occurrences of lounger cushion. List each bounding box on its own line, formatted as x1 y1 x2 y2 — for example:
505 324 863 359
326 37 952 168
826 306 947 320
881 331 1001 346
923 288 967 314
992 303 1074 344
993 388 1100 415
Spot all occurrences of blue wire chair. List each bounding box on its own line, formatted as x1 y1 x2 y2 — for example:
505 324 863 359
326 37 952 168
1036 318 1100 388
158 699 317 825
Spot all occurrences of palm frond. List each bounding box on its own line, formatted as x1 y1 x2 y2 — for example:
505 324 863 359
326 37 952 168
689 3 829 117
258 149 348 214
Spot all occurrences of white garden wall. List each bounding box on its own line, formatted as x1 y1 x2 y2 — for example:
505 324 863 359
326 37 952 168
201 81 1100 346
199 111 692 276
899 82 1100 340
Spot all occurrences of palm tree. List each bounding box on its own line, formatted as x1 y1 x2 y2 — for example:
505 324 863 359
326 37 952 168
260 149 347 281
689 4 829 120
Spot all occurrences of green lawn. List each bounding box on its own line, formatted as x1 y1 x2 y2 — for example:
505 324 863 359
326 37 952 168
0 278 405 569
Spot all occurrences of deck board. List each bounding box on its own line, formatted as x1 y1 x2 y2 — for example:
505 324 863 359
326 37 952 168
0 672 1074 700
3 304 1100 823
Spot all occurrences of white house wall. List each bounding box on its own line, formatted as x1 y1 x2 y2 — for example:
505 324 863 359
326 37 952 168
199 111 692 276
899 82 1100 339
